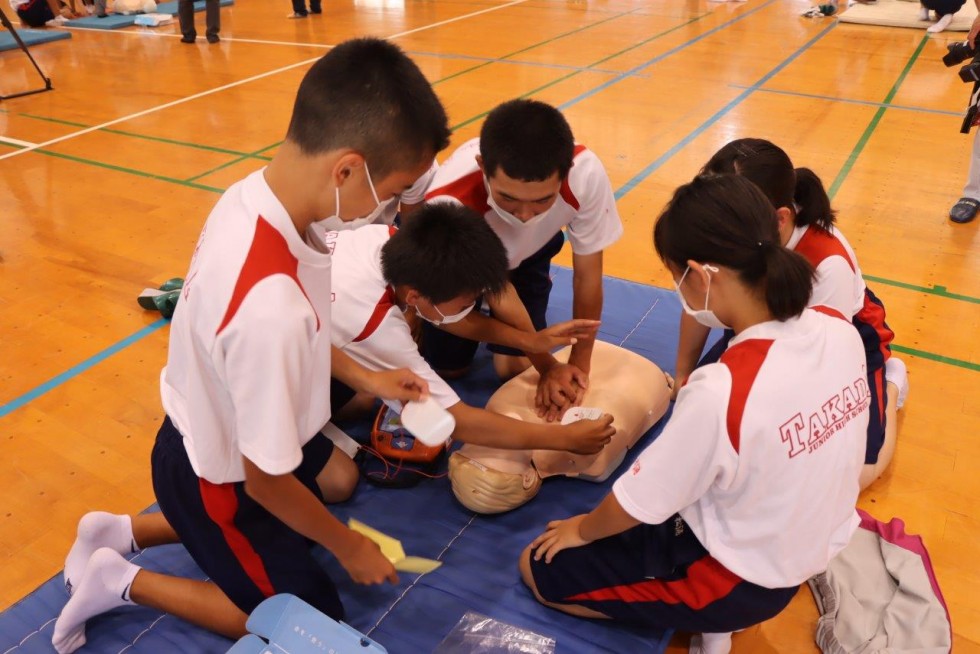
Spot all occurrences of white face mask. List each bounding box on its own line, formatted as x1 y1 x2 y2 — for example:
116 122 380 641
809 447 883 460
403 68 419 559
484 176 551 228
415 300 476 326
674 264 730 330
318 160 383 227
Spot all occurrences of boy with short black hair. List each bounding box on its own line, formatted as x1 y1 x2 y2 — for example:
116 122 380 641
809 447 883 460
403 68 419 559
53 38 451 654
424 99 623 421
320 202 615 453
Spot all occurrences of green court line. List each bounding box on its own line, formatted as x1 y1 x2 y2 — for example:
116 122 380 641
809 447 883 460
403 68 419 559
433 8 640 86
817 36 980 307
891 345 980 372
185 140 284 183
37 149 224 194
7 111 274 161
184 10 647 181
827 35 929 199
864 275 980 304
452 12 709 131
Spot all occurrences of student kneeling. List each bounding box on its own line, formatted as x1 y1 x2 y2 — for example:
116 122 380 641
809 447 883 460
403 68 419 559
319 202 616 454
520 175 870 654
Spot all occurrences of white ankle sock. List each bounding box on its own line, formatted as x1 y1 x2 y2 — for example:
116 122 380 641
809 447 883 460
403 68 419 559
64 512 136 596
884 357 909 409
928 13 954 32
53 548 140 654
690 632 733 654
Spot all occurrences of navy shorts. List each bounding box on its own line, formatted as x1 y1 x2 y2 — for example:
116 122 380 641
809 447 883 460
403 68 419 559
420 231 565 370
17 0 55 27
528 515 797 633
151 416 343 619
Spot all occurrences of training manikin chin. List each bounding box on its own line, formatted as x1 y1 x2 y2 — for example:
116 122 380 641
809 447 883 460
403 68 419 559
448 340 670 514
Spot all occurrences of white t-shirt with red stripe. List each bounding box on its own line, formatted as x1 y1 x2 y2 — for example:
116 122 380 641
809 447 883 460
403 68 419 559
425 138 623 269
161 169 335 484
613 308 868 589
311 225 461 413
306 159 438 239
789 223 893 361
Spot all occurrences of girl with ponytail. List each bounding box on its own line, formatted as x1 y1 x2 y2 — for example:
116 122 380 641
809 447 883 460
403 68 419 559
519 176 870 652
674 138 905 490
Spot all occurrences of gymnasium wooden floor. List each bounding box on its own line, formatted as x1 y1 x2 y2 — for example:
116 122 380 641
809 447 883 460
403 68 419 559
1 0 978 651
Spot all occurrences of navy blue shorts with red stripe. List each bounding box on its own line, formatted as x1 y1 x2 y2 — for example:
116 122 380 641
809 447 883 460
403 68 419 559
17 0 56 27
420 230 565 369
528 515 796 634
853 287 893 464
151 416 343 619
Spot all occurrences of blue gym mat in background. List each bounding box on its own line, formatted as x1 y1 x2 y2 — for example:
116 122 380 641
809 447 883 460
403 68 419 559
0 268 688 653
155 0 234 16
63 14 137 29
0 29 71 51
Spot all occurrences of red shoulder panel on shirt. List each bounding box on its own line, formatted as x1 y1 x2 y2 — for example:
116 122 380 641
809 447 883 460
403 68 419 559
558 145 589 211
794 227 855 272
810 305 848 321
353 286 397 343
216 216 320 336
425 170 490 213
719 339 774 453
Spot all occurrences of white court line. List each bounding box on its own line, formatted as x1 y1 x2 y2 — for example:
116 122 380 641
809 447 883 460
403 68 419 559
62 25 336 48
0 135 38 148
0 0 528 161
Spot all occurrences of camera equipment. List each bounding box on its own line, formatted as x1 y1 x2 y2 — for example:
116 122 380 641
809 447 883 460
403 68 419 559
944 41 980 83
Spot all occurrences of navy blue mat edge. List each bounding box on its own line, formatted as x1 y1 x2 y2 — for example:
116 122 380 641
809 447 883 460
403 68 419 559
0 268 688 654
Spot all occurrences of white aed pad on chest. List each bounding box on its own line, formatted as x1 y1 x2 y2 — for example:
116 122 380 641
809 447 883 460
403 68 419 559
400 396 455 447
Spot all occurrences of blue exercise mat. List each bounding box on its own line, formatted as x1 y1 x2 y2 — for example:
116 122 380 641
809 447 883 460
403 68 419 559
0 269 691 654
0 29 71 51
64 14 137 28
155 0 234 16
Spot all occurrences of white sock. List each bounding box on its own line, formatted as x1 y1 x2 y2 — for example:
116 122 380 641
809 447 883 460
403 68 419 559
919 5 931 19
885 357 909 409
64 512 136 596
53 548 140 654
690 632 733 654
928 13 954 32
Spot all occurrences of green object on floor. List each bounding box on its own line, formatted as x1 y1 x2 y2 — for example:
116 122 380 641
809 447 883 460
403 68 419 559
137 278 184 319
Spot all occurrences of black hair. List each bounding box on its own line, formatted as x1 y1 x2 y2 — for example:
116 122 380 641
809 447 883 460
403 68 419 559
701 138 836 231
286 38 451 178
381 203 509 304
479 99 575 181
654 175 815 321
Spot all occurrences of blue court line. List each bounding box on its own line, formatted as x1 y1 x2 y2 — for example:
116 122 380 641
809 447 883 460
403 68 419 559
558 0 780 111
405 49 647 78
728 84 962 117
0 319 169 419
614 21 838 200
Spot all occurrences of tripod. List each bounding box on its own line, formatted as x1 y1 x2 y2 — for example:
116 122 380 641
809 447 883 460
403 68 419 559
0 5 54 101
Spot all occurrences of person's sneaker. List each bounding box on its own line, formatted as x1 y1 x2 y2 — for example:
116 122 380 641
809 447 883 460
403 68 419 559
180 33 196 43
46 15 69 25
949 197 980 224
286 11 307 18
206 33 219 43
885 357 909 409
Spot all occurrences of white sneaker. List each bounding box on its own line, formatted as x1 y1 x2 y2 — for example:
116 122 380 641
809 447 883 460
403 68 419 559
690 632 733 654
47 14 69 24
885 357 909 409
285 11 307 18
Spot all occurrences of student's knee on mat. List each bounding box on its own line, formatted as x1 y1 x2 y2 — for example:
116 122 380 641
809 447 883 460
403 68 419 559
518 543 540 594
316 449 358 503
493 353 532 380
